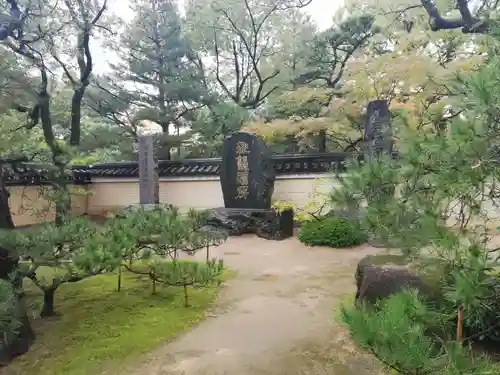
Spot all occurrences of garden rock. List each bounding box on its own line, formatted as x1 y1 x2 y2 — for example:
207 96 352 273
355 255 430 305
205 207 294 241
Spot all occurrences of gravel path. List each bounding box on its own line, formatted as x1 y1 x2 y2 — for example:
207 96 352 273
119 235 385 375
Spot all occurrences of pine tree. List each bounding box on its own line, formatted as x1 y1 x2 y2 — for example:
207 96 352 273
151 259 224 307
104 206 227 296
0 217 122 317
333 16 500 373
340 291 499 374
109 0 209 159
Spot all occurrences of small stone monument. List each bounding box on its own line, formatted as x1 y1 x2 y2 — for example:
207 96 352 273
138 135 159 205
220 132 275 210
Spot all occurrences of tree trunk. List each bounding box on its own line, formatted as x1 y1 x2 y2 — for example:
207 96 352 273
183 284 189 308
117 267 122 292
162 128 171 161
285 135 299 153
40 288 56 317
177 125 181 158
39 89 71 226
53 166 71 226
0 167 35 364
318 130 327 153
0 182 14 230
54 185 71 226
457 306 463 343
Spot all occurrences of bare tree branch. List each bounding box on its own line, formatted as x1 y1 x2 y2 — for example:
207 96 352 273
214 1 284 109
298 15 375 90
63 0 107 146
420 0 489 33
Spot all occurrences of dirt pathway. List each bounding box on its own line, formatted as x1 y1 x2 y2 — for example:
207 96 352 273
122 235 385 375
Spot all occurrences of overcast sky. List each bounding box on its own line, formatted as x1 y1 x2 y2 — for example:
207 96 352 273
92 0 344 74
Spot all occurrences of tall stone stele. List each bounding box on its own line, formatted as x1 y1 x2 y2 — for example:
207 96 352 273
363 99 392 159
138 135 159 205
220 132 276 210
363 99 394 247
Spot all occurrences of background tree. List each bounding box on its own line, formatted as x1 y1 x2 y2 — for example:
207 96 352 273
2 0 109 223
258 7 317 94
415 0 495 33
243 87 363 153
338 2 482 137
93 0 209 160
186 103 250 157
241 7 378 153
332 24 500 360
184 0 314 109
0 0 109 358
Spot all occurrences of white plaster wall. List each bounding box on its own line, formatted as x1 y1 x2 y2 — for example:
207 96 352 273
87 174 337 214
8 185 88 227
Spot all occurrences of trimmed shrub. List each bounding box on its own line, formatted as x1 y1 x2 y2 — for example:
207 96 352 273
298 217 367 247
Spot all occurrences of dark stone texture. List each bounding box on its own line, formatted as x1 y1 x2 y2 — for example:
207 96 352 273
205 208 294 241
363 99 392 159
355 255 431 306
278 208 294 238
220 132 275 210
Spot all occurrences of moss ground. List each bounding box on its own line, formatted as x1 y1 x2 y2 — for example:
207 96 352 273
9 267 230 375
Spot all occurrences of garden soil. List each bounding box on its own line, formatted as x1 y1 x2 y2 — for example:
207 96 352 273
114 235 386 375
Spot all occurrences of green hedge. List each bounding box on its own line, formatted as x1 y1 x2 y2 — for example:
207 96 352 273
298 216 367 247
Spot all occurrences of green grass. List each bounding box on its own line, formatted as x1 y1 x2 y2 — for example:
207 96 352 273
10 266 230 375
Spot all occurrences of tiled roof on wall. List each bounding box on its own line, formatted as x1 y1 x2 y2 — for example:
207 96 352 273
83 158 223 178
82 153 364 179
2 152 398 186
3 162 90 186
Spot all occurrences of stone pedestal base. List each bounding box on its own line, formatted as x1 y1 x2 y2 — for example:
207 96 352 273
205 207 294 241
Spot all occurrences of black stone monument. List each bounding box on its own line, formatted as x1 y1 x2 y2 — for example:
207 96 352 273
205 132 293 240
220 132 275 210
